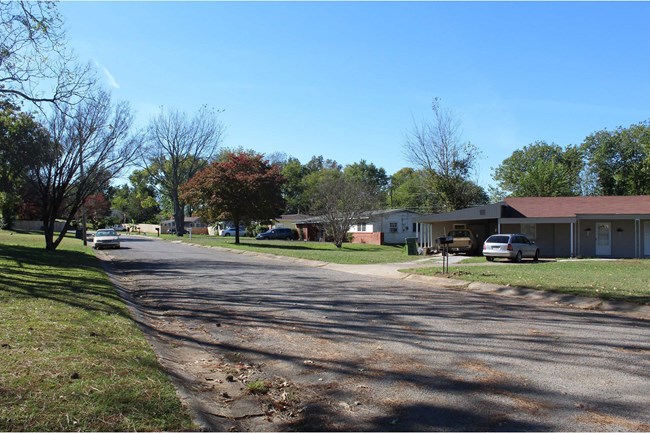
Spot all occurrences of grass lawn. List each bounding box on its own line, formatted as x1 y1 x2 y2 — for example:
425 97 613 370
0 230 194 431
405 259 650 304
166 234 415 264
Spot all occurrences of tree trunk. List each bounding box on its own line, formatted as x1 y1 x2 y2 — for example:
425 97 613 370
172 193 184 237
234 216 241 245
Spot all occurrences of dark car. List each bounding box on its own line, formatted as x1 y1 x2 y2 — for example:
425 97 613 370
256 228 295 240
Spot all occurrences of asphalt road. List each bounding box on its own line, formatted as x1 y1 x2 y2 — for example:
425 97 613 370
99 236 650 431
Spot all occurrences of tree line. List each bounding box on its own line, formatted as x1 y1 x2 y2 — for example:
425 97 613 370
1 1 649 251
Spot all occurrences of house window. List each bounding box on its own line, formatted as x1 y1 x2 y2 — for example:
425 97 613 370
358 223 366 232
521 223 536 240
389 222 398 233
413 223 417 232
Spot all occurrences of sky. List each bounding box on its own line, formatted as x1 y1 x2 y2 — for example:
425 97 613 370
58 1 650 189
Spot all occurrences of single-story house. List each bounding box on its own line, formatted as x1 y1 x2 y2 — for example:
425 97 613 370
415 196 650 258
296 209 422 245
274 214 311 231
160 216 209 235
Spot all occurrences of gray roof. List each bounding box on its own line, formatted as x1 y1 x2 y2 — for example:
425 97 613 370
296 209 421 225
416 203 503 223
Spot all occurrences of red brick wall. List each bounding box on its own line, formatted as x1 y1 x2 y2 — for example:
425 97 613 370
351 232 383 245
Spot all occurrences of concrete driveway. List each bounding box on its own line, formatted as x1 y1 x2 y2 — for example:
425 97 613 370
98 236 650 431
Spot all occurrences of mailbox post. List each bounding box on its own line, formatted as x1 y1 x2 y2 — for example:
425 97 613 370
437 236 453 274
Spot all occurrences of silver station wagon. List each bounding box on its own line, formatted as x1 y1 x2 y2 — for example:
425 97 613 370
482 233 540 262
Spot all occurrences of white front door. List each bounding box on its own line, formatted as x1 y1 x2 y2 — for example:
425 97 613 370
644 221 650 256
595 222 611 256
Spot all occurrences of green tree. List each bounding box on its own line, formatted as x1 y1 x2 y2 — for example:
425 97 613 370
582 120 650 196
180 151 285 244
404 98 486 211
343 159 389 202
111 169 161 224
387 168 437 211
0 101 50 227
277 155 342 215
280 157 310 214
493 141 584 197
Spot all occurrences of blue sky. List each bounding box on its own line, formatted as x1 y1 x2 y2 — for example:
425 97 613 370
59 1 650 189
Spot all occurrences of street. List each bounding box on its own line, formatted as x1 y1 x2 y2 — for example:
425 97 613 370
98 236 650 431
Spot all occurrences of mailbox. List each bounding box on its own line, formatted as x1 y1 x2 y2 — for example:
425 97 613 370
437 236 453 245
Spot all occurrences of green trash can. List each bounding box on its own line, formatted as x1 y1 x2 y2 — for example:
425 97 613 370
405 237 419 255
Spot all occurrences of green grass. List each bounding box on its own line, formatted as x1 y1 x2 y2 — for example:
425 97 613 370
246 379 270 394
0 230 194 431
404 259 650 304
167 234 415 264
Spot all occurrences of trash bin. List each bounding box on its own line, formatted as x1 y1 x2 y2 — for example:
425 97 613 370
75 228 83 239
405 237 419 255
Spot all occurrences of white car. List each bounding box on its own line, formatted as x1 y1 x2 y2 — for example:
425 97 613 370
220 227 246 237
482 233 539 262
93 229 121 250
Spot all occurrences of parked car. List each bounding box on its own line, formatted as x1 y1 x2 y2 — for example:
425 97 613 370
483 233 539 262
112 224 126 231
445 228 477 254
167 228 188 235
256 228 295 240
93 229 121 250
220 227 246 237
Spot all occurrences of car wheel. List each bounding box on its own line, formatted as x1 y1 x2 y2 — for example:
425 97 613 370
285 236 293 241
486 256 494 262
514 251 522 263
223 233 230 237
533 249 539 261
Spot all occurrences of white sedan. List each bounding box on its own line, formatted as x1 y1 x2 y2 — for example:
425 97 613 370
93 229 121 250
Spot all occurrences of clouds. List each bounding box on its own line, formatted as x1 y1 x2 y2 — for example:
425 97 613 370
95 61 120 89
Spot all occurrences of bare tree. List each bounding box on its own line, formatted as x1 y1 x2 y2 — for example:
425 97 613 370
26 89 139 251
404 98 485 211
142 106 224 236
0 1 93 108
309 170 380 248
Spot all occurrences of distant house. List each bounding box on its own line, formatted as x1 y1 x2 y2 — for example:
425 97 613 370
415 196 650 258
296 209 422 245
160 216 209 235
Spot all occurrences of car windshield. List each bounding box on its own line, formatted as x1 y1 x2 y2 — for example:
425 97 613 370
449 230 469 237
486 235 509 244
96 230 116 236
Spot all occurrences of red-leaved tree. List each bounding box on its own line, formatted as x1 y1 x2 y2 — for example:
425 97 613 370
77 192 111 229
180 151 285 244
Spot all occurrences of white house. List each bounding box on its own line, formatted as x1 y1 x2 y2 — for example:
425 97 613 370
296 209 421 245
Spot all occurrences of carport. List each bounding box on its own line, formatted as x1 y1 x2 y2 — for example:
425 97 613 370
415 203 502 254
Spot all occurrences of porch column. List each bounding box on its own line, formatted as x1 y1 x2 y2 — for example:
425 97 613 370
570 222 575 258
634 219 641 259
